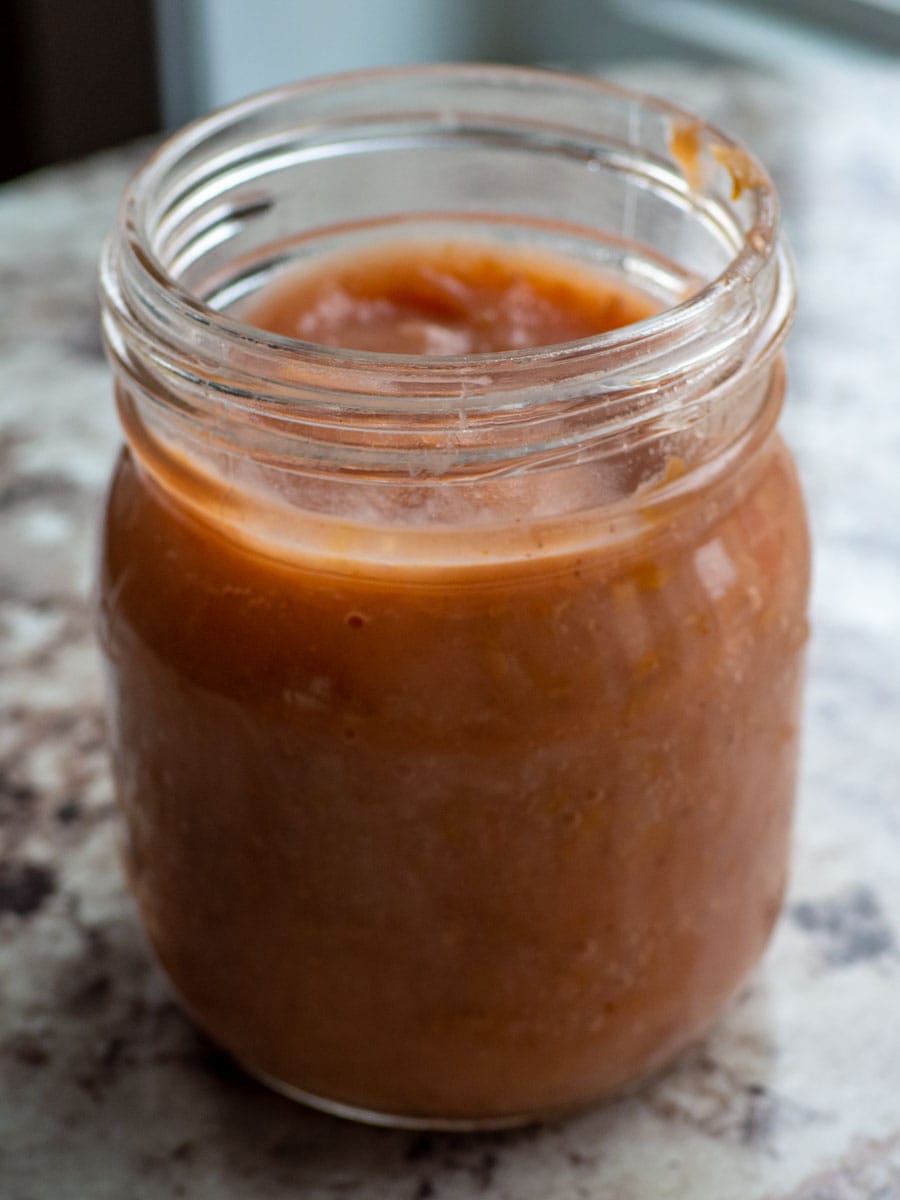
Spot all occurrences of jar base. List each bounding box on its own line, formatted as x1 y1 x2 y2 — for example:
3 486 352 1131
246 1065 543 1131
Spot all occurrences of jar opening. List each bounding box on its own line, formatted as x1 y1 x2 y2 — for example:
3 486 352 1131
100 64 794 482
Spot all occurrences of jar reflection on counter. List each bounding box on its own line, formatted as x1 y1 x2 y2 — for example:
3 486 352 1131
97 65 809 1128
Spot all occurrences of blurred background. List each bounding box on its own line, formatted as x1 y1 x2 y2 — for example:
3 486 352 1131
5 0 900 182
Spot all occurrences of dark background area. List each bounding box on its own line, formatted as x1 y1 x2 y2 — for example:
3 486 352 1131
4 0 159 183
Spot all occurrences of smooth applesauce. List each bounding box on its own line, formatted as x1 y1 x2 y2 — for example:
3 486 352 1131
99 241 810 1122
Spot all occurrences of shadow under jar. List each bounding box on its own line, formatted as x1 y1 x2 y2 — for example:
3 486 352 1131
97 65 810 1129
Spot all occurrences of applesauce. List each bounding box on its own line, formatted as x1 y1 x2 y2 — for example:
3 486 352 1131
98 66 809 1126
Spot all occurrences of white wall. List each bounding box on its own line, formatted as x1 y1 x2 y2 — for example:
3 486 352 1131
155 0 506 126
153 0 738 126
155 0 898 128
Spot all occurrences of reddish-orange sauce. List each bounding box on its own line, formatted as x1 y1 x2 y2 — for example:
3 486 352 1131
99 241 809 1122
242 241 657 353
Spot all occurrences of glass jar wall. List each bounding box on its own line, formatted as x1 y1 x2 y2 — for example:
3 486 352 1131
98 66 809 1128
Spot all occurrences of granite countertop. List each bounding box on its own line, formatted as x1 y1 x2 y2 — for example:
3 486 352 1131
2 64 899 1199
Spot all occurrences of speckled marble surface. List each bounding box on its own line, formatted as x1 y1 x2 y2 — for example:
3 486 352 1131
1 65 899 1199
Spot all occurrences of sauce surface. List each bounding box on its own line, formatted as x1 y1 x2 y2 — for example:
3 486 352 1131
241 241 657 354
100 240 810 1122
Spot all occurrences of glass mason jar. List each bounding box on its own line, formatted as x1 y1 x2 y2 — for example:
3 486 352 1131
97 65 809 1128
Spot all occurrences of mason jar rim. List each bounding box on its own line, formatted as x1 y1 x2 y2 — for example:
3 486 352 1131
99 63 795 487
108 62 786 373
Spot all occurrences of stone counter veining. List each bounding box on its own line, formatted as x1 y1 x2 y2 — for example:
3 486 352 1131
1 66 899 1199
